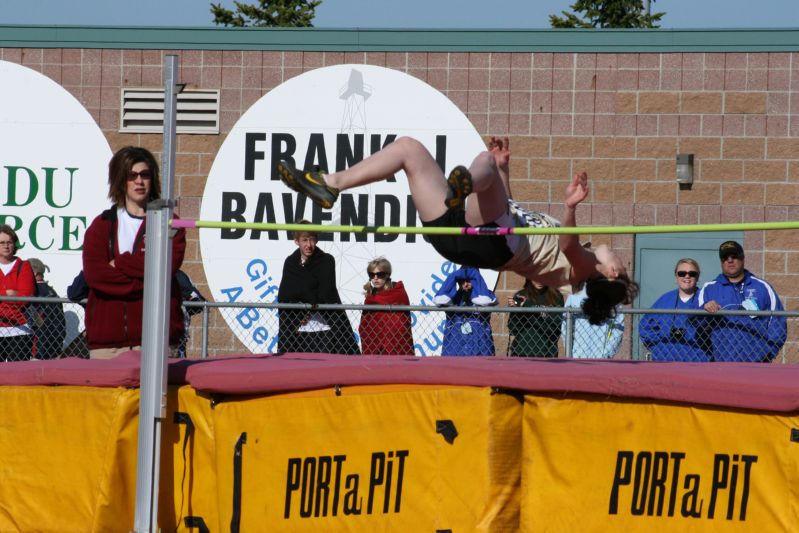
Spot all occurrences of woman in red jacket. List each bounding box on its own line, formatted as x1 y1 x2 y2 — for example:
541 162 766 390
358 257 414 355
0 225 36 361
82 146 185 359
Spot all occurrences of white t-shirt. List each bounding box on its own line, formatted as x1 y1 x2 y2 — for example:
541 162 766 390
116 207 145 254
0 260 17 276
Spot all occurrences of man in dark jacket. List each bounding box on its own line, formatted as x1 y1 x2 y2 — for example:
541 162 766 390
27 258 66 360
277 222 359 355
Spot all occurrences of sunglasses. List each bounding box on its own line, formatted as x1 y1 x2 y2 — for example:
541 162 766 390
721 254 743 261
128 170 153 180
676 271 699 278
368 271 388 279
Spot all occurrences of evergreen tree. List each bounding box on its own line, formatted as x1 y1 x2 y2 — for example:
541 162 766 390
211 0 321 27
550 0 665 28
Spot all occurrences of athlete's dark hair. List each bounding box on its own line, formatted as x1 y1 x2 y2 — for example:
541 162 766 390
581 274 640 326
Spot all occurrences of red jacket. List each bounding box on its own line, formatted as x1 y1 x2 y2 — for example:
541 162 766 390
0 258 35 327
83 207 185 350
359 281 414 355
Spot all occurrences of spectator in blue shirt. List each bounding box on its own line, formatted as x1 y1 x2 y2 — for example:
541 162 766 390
697 241 786 362
639 258 710 361
434 266 497 356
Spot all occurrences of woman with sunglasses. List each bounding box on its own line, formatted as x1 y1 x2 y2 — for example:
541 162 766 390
639 258 710 361
82 146 186 359
0 225 36 361
358 257 414 355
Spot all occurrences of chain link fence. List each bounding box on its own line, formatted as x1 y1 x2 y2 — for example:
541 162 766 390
2 296 798 363
0 295 87 362
189 301 799 363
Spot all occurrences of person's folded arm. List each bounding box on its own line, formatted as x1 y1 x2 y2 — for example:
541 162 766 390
82 219 144 296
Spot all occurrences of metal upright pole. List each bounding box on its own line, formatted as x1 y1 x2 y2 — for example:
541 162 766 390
565 309 574 358
201 306 209 358
133 54 179 533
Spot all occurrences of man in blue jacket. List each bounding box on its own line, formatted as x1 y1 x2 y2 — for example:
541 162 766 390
697 241 786 362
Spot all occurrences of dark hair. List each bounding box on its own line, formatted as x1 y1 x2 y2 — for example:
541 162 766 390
108 146 161 207
520 279 561 307
293 219 318 241
0 224 19 254
581 275 640 326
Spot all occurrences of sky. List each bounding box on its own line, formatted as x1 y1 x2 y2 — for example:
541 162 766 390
1 0 797 28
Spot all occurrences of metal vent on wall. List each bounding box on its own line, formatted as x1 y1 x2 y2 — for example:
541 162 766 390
120 88 220 134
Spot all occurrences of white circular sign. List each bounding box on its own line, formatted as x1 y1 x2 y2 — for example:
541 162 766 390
200 64 497 355
0 60 112 342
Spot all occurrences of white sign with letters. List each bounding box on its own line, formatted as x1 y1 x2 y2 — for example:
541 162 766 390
0 60 112 343
200 64 497 355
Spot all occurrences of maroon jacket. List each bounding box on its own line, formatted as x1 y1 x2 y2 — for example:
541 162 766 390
359 281 414 355
82 207 185 350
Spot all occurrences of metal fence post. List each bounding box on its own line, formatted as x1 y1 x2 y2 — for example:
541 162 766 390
201 304 209 358
133 54 179 533
564 308 574 358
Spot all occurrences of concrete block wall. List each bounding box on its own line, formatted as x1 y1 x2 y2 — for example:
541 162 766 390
3 46 798 357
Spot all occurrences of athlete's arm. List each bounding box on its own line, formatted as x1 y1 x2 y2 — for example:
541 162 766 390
559 172 599 283
488 136 511 197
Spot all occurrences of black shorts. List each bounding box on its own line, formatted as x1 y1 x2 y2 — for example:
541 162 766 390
421 208 513 269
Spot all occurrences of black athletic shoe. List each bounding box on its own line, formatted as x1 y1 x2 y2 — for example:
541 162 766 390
445 165 473 210
276 161 340 209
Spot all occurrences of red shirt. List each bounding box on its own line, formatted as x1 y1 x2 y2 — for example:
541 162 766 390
359 281 414 355
0 258 35 327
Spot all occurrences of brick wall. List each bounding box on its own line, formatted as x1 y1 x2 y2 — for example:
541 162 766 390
4 47 798 356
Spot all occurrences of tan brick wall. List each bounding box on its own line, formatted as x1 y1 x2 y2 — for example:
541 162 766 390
4 47 798 359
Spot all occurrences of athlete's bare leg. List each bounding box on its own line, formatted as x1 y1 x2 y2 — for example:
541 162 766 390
463 150 510 227
324 136 449 222
325 136 510 225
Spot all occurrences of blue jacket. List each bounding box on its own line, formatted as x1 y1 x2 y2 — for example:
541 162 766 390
434 267 496 356
561 288 624 359
639 289 710 362
696 270 786 362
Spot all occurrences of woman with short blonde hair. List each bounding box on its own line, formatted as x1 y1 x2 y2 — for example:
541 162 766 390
359 257 414 355
639 257 710 361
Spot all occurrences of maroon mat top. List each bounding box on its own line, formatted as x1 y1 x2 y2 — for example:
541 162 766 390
1 352 798 413
0 350 142 388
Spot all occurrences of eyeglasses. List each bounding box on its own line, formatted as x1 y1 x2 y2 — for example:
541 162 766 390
128 170 153 180
676 271 699 278
0 241 13 246
368 271 388 279
721 254 743 262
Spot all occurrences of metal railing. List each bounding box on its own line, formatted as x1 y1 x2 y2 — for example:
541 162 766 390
173 302 799 363
3 296 798 363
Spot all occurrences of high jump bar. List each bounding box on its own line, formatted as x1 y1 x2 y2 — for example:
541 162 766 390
170 219 799 236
